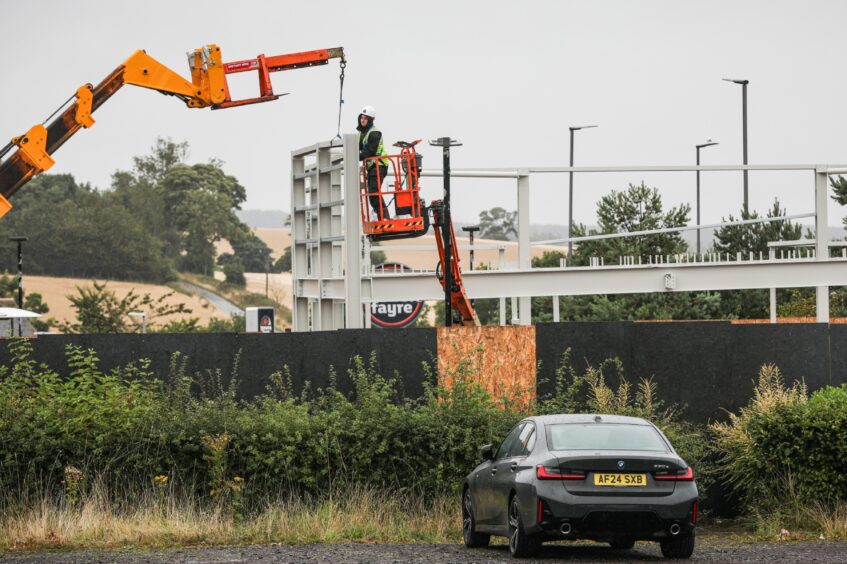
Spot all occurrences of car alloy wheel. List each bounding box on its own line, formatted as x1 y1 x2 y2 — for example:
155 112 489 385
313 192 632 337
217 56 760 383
462 489 490 548
508 496 539 558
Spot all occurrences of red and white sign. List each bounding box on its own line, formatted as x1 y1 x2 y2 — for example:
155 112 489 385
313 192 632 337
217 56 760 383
370 263 424 329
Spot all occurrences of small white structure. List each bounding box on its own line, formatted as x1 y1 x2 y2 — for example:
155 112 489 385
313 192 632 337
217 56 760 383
246 307 275 333
0 307 40 337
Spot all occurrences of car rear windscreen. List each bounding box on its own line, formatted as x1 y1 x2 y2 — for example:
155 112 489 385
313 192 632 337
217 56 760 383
547 423 668 452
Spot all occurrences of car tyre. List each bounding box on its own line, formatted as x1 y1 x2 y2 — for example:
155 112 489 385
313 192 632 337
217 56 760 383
462 489 490 548
609 538 636 550
508 496 540 558
660 530 695 559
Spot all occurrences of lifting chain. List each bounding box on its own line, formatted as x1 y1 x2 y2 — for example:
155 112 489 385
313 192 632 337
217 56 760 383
334 57 347 140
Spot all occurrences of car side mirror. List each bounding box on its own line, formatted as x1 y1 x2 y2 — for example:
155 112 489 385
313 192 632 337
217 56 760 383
480 444 494 460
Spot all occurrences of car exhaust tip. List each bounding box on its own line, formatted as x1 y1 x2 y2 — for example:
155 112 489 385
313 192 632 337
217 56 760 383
669 523 681 536
560 522 572 535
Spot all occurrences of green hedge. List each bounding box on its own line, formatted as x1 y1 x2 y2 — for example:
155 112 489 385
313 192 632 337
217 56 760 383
0 340 517 503
0 340 706 508
711 365 847 510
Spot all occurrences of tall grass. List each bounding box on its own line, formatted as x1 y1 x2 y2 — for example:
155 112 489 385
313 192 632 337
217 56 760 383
746 478 847 540
1 482 459 550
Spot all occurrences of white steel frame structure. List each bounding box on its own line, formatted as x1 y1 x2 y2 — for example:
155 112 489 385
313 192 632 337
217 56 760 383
291 136 847 331
290 136 358 332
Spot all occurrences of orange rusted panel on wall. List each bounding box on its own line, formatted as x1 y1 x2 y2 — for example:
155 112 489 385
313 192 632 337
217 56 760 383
731 317 847 324
437 326 536 407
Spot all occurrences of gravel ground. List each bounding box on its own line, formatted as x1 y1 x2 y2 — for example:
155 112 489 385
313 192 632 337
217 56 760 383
2 538 847 564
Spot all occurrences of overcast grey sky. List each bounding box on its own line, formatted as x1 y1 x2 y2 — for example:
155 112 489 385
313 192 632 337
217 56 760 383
4 0 847 228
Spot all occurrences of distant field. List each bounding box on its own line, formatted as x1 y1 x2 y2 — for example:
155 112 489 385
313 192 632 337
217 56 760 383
24 228 561 329
23 276 228 328
212 271 293 308
216 228 291 259
376 234 566 270
214 229 293 313
220 227 566 271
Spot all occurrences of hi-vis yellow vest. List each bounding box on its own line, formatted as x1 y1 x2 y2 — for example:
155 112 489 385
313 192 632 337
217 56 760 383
360 127 390 168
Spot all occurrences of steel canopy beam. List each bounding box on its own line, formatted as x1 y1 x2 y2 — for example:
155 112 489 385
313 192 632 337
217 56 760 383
292 259 847 302
421 164 847 176
452 261 847 299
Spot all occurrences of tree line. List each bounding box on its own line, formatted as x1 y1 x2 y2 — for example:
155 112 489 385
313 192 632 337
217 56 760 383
462 179 847 323
0 138 285 284
3 140 846 325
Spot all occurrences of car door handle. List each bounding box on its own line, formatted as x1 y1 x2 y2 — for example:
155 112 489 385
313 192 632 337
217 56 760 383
510 462 518 472
491 467 498 475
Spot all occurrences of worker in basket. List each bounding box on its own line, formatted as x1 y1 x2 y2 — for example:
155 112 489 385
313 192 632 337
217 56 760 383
357 105 391 220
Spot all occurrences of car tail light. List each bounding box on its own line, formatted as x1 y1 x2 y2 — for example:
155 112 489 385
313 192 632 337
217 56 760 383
536 465 586 480
653 467 694 481
538 499 543 523
691 500 698 524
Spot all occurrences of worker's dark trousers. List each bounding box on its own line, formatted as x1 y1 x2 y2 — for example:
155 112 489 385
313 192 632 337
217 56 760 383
366 165 389 219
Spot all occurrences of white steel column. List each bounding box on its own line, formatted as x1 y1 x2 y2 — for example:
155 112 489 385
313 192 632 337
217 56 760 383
815 169 830 323
343 134 363 328
769 288 777 324
553 296 560 322
291 149 309 332
516 172 531 325
316 145 332 330
499 246 506 325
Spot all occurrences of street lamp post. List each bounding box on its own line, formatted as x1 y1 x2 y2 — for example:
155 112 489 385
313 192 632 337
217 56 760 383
723 78 749 210
8 236 27 308
568 125 598 261
265 257 271 297
461 225 480 271
695 140 719 255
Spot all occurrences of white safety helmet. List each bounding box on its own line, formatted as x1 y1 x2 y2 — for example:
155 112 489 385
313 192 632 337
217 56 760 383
360 105 376 119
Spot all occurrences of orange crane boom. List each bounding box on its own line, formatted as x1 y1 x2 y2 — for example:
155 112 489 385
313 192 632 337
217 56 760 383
0 44 345 218
430 200 480 326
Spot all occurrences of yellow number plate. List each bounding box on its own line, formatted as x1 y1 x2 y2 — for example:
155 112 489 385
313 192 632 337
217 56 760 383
594 473 647 486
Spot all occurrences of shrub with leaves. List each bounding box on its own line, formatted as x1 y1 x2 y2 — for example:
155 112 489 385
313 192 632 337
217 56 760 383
711 365 847 512
0 339 705 512
222 262 246 287
58 281 190 333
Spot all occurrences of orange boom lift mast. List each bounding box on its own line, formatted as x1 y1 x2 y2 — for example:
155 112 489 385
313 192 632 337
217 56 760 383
0 44 345 218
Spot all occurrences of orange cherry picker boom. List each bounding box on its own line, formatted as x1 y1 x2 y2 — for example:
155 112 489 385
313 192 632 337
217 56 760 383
0 44 346 218
360 139 480 327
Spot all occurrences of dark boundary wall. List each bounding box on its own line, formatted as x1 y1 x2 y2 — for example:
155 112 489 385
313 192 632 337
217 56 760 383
537 321 844 424
3 322 846 424
6 329 437 400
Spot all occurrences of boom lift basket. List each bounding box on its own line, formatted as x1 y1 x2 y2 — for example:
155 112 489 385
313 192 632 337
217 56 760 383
360 140 429 242
358 138 479 326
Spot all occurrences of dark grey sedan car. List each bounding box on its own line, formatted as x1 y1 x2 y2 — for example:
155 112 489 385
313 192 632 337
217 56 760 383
462 414 698 558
